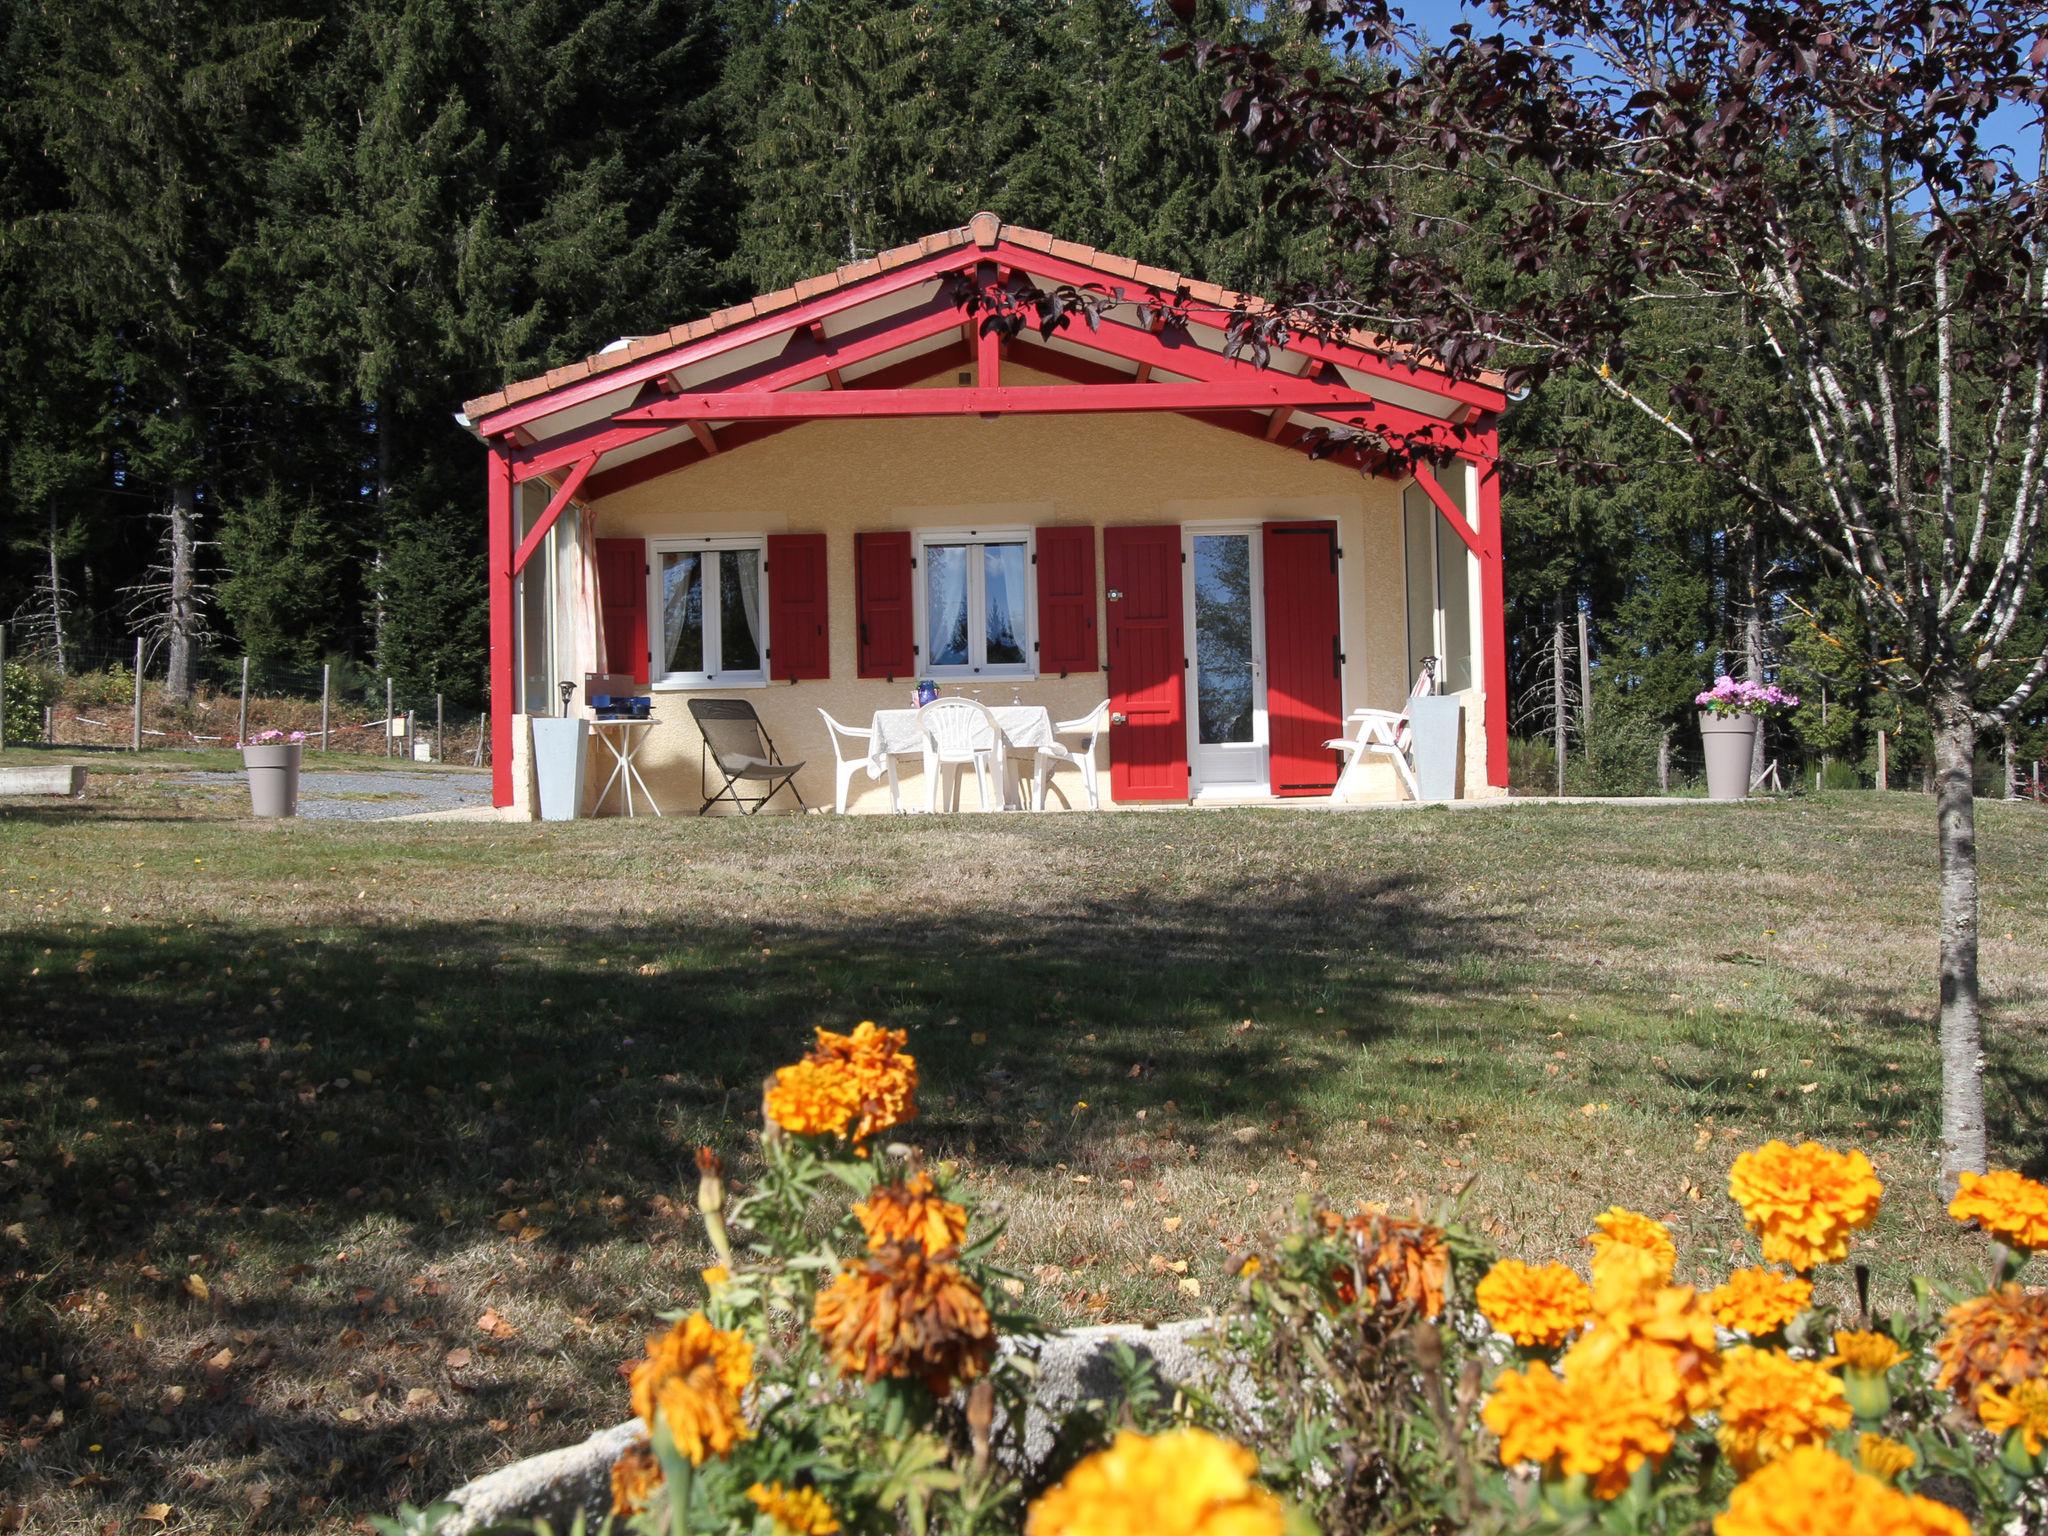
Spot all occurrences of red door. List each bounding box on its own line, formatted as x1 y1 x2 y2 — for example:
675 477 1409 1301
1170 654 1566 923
1104 525 1188 803
1261 521 1344 796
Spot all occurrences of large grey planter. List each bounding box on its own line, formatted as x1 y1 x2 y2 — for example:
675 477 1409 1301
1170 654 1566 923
529 717 589 821
1407 695 1463 801
242 744 302 818
1699 711 1759 800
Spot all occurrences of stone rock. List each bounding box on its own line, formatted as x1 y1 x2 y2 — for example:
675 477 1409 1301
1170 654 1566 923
428 1320 1231 1534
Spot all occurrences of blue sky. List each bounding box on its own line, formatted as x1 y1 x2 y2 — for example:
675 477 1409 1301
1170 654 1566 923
1390 0 2043 167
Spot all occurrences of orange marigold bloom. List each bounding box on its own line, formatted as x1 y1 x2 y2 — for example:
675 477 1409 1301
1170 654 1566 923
1476 1260 1593 1349
609 1443 661 1516
1977 1378 2048 1457
1714 1346 1854 1474
1481 1363 1674 1499
1714 1445 1970 1536
764 1021 918 1147
1025 1428 1285 1536
1856 1433 1916 1482
1727 1141 1882 1271
1949 1169 2048 1252
747 1482 842 1536
1588 1207 1678 1288
811 1242 996 1395
1934 1283 2048 1406
1709 1268 1813 1336
1829 1329 1907 1375
1562 1283 1720 1427
853 1172 968 1256
1328 1208 1449 1319
626 1313 753 1465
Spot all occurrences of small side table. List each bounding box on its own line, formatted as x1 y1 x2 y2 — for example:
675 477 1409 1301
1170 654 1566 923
589 718 663 817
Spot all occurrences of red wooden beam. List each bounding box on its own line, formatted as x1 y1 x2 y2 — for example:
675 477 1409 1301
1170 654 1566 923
976 262 1001 387
473 245 981 437
622 378 1383 422
487 450 516 808
511 455 595 575
1472 437 1509 790
1263 408 1291 440
1132 361 1153 384
1410 461 1483 557
688 421 719 454
988 241 1506 413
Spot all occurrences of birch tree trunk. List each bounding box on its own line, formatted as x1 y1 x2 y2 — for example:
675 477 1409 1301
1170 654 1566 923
165 482 197 702
1931 683 1987 1191
45 504 67 673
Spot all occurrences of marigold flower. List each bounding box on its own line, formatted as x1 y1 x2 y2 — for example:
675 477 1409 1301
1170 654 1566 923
1727 1141 1882 1271
1713 1445 1970 1536
747 1481 842 1536
1977 1378 2048 1456
853 1171 968 1256
626 1313 753 1465
1025 1428 1284 1536
811 1242 995 1395
1948 1168 2048 1251
1709 1268 1813 1336
1588 1207 1677 1288
1476 1260 1593 1349
1713 1346 1853 1474
1830 1329 1906 1375
700 1265 729 1291
1562 1282 1720 1426
1327 1208 1449 1319
1481 1362 1674 1498
764 1021 917 1147
609 1443 661 1516
1856 1432 1915 1482
1934 1283 2048 1407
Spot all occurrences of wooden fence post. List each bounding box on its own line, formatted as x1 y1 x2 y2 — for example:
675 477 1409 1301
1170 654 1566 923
43 705 53 744
237 655 250 746
1576 605 1592 756
2006 730 2017 800
132 636 144 752
385 677 394 759
0 625 8 752
320 664 331 753
473 714 486 767
436 693 444 764
1877 728 1888 790
1658 727 1671 793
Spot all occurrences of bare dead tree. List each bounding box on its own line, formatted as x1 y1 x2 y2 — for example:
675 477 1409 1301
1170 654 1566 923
1184 0 2048 1188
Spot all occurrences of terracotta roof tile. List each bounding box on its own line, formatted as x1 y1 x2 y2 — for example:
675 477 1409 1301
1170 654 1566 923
460 215 1501 423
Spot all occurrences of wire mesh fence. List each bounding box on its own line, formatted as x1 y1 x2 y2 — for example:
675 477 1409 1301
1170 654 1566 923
0 632 491 766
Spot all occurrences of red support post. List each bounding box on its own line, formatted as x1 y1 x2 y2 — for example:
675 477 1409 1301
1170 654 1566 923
511 455 595 576
1409 461 1485 557
1472 435 1510 791
976 263 1001 387
487 448 516 808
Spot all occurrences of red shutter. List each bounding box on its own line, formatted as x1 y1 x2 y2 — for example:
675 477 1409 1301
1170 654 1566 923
1035 525 1098 674
855 530 915 678
1104 525 1188 802
595 537 648 685
1261 520 1344 796
767 533 829 681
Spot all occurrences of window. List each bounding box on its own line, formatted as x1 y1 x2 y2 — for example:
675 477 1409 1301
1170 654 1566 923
917 530 1033 677
651 537 766 687
1403 471 1477 693
517 483 556 714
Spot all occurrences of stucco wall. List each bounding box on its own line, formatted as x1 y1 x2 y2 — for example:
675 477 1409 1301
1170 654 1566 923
544 364 1483 815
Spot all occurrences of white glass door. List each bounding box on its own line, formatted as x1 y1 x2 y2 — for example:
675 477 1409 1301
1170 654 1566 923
1184 528 1268 794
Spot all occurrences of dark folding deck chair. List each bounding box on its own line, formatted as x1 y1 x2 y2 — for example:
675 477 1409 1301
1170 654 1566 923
687 698 807 815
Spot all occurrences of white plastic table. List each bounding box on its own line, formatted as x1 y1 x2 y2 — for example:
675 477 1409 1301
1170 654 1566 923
590 718 663 817
865 704 1055 809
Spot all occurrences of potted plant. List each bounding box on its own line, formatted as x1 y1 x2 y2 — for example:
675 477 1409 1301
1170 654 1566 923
240 728 306 818
1695 677 1799 800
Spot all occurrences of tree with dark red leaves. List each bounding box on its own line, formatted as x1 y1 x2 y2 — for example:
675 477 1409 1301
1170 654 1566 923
1173 0 2047 1189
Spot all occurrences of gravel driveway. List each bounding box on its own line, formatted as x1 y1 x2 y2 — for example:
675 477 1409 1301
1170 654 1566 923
177 768 492 821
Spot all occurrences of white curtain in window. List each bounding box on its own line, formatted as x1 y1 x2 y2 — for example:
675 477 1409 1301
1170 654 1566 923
572 505 605 688
733 549 761 660
664 552 701 672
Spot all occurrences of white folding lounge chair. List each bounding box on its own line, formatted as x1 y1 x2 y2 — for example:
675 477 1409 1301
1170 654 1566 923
918 697 1007 812
818 709 903 814
1033 700 1108 811
1327 658 1436 801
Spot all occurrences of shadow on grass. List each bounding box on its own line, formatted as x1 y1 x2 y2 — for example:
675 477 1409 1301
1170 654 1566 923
0 869 1493 1528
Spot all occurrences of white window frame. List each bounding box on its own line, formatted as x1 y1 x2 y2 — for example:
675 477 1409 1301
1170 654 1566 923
648 535 769 690
913 526 1037 680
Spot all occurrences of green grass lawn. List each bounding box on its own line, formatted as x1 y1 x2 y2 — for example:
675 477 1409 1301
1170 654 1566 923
3 765 2044 1532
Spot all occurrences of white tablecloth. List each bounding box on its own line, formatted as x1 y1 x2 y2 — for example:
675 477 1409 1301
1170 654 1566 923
864 704 1056 776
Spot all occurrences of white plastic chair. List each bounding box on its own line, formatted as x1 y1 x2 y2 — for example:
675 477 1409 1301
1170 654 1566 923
1034 701 1108 811
1327 658 1436 801
918 698 1007 812
818 709 901 814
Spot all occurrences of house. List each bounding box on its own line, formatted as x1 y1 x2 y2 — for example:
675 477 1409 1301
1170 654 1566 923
459 213 1510 815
